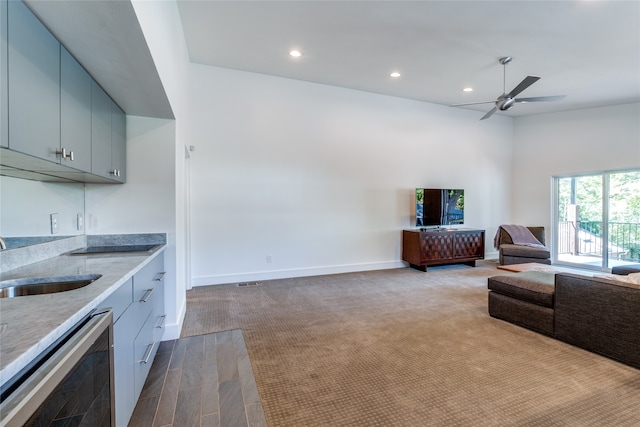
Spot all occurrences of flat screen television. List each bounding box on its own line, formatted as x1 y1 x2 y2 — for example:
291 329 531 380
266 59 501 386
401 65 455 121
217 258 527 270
416 188 464 227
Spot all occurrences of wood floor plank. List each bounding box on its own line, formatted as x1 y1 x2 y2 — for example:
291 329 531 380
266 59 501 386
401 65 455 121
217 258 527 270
140 351 172 400
202 332 220 416
201 412 221 427
168 337 187 370
152 368 180 427
173 386 201 427
246 403 268 427
237 349 260 405
180 335 204 390
128 396 160 427
216 341 238 383
219 379 248 427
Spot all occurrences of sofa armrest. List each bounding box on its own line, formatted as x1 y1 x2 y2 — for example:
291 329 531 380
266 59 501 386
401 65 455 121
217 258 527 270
555 273 640 369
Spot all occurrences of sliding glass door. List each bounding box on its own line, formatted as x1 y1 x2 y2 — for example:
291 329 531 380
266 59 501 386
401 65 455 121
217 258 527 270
554 170 640 271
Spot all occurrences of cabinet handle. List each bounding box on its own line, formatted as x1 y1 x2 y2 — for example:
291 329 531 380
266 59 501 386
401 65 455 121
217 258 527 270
140 288 154 302
156 314 167 329
110 169 121 177
56 148 73 161
139 342 155 364
153 272 166 282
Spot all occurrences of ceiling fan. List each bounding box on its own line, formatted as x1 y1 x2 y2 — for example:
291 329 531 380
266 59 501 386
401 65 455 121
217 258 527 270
451 57 566 120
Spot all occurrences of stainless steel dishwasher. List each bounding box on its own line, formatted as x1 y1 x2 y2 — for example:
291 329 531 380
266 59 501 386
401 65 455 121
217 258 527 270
0 308 115 427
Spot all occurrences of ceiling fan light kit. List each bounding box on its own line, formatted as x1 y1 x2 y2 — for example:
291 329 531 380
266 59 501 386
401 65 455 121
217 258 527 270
451 56 566 120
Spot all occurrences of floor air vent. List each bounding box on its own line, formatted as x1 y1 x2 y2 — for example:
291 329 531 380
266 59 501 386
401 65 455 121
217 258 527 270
237 282 260 287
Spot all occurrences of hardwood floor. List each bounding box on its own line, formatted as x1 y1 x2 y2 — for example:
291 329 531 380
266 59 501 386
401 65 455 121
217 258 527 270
128 329 267 427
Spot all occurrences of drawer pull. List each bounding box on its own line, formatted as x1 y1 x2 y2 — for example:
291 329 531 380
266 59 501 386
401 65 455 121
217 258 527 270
156 314 167 329
153 272 166 282
140 288 154 302
139 342 155 364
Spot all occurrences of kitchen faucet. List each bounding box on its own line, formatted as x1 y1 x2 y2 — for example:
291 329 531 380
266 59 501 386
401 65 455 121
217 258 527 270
0 236 7 250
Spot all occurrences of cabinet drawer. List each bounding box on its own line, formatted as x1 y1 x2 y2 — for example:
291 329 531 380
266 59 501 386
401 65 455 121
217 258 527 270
132 283 155 329
133 256 164 328
133 310 158 399
100 278 132 323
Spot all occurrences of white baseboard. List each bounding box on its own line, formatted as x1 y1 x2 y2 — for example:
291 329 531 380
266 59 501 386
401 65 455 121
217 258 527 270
191 260 407 287
159 297 186 340
485 250 499 260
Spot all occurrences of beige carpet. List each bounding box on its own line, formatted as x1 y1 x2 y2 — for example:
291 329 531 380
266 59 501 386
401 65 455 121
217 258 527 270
182 262 640 426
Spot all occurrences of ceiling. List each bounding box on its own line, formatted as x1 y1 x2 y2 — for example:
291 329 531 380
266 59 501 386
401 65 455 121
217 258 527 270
21 1 640 121
176 0 640 119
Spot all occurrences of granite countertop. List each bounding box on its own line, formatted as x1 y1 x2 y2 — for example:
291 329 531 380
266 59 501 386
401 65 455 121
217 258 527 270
0 243 165 386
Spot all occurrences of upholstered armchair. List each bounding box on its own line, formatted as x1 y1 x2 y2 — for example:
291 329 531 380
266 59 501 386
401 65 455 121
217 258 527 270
496 226 551 266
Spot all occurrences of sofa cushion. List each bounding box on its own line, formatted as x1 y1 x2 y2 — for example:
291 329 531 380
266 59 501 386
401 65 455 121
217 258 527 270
593 272 640 287
488 292 555 336
499 243 551 259
487 271 555 307
611 264 640 275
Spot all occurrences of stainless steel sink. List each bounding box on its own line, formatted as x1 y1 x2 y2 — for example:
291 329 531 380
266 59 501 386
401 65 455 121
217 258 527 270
0 274 102 298
69 244 159 255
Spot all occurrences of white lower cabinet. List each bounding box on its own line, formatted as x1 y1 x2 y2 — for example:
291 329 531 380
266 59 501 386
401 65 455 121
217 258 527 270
102 255 165 427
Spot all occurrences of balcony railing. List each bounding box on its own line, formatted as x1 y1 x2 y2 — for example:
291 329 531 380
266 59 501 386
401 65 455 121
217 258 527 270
558 221 640 261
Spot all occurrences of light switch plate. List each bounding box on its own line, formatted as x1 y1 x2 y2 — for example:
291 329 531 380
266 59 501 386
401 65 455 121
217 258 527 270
50 213 59 234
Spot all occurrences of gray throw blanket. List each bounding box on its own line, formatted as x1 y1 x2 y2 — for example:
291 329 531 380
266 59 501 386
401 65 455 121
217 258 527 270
494 225 545 249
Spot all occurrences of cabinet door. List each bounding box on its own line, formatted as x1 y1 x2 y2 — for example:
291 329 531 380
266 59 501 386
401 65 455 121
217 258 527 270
1 0 7 148
111 102 126 182
91 81 112 179
60 47 91 172
421 234 454 261
7 0 60 161
453 231 484 259
113 303 137 427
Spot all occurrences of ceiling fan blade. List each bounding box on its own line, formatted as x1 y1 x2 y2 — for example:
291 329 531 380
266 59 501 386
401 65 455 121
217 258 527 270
515 95 567 103
480 107 498 120
449 100 496 107
506 76 540 98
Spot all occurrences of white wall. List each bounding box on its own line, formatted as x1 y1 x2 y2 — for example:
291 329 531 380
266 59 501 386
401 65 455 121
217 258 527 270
85 116 177 332
128 0 191 339
512 102 640 232
188 65 514 286
0 177 84 237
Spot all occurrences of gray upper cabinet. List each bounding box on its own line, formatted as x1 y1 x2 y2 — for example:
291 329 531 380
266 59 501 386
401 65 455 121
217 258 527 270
91 82 126 183
1 0 7 149
111 103 126 182
91 81 112 179
60 47 92 172
7 0 60 162
1 0 126 183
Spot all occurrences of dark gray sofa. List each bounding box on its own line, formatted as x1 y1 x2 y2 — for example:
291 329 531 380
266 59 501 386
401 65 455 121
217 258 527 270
488 271 640 369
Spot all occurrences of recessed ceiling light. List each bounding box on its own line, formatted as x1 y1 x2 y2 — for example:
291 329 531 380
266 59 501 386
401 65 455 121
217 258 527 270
390 72 401 78
289 50 302 58
463 87 473 92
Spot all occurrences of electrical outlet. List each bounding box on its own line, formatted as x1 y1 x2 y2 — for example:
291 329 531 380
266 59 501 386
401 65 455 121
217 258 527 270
266 255 272 263
77 213 84 231
50 213 59 234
